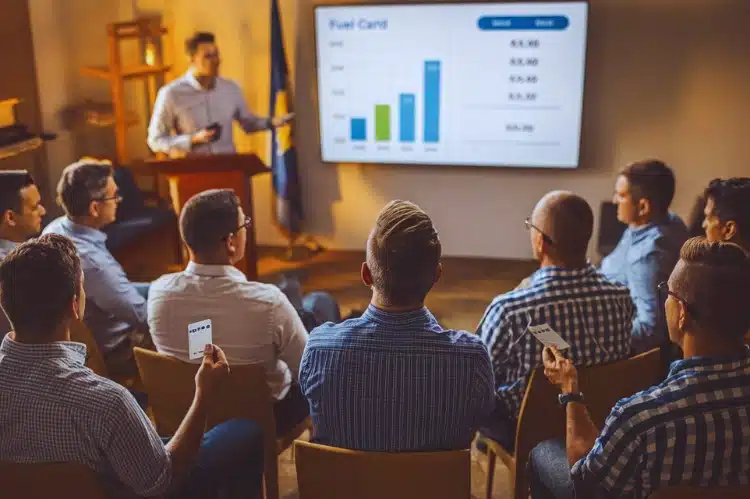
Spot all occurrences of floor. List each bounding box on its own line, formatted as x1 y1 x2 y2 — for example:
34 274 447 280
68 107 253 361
122 240 539 498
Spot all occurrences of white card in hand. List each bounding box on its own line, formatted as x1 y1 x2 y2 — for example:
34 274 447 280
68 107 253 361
528 323 571 350
188 319 213 360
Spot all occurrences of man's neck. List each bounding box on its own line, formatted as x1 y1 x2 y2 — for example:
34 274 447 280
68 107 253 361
680 332 745 360
0 227 25 243
11 327 70 345
68 216 103 231
190 69 216 90
190 256 232 267
539 255 587 270
370 292 424 313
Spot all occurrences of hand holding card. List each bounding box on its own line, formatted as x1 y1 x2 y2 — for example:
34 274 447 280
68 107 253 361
528 323 571 350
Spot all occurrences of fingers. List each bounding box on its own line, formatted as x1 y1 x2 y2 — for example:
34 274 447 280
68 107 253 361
212 344 228 366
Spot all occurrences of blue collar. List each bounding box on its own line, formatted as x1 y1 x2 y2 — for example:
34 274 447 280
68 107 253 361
361 304 437 328
530 264 598 286
61 217 107 246
668 345 750 377
0 333 87 366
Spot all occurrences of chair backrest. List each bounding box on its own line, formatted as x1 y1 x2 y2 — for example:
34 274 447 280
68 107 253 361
0 461 107 499
294 440 471 499
649 486 750 499
133 348 281 499
68 319 109 378
511 348 663 499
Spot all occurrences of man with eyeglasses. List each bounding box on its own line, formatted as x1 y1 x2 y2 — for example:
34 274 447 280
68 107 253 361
148 189 338 435
43 158 151 376
476 191 634 452
528 237 750 499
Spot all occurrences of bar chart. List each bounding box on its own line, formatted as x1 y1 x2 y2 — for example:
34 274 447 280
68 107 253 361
315 2 588 168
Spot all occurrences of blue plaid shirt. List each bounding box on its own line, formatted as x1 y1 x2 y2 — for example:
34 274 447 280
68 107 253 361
478 265 634 420
0 334 171 498
299 305 495 451
572 347 750 499
600 212 688 352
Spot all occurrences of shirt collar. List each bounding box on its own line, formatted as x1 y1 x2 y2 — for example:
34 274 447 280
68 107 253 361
184 70 220 92
361 304 438 328
530 264 597 285
0 333 87 366
184 261 247 281
61 217 107 245
668 345 750 377
0 239 19 253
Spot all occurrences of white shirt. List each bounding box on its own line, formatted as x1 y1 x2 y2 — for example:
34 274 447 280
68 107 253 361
148 262 308 400
147 71 269 156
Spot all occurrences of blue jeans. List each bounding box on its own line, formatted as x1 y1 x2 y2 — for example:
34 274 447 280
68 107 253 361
527 440 576 499
277 276 340 330
168 419 265 499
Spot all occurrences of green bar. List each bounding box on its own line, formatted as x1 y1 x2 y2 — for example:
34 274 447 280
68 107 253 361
375 104 391 141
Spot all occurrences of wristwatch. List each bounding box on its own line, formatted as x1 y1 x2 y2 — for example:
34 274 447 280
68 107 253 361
558 392 585 406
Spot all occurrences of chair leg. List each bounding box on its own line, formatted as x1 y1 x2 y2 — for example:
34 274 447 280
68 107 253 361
485 449 496 499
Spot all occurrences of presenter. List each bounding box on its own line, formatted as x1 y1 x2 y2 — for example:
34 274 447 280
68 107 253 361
147 31 294 157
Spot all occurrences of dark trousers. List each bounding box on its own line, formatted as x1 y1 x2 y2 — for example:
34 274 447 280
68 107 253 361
166 419 265 499
479 400 516 451
527 439 576 499
274 383 309 436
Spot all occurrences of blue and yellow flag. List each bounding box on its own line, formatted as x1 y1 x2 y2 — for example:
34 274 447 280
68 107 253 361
270 0 303 237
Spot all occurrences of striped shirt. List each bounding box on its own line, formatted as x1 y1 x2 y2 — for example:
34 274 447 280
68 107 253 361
147 71 269 156
572 348 750 499
478 265 634 420
0 334 171 498
299 305 495 452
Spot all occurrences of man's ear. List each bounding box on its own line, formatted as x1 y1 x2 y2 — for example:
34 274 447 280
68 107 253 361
361 262 373 287
723 220 738 241
637 197 651 219
2 209 15 228
225 234 238 258
88 201 99 218
677 300 688 332
434 262 443 285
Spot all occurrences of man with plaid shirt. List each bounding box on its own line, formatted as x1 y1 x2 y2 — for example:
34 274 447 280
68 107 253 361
531 238 750 499
477 191 634 450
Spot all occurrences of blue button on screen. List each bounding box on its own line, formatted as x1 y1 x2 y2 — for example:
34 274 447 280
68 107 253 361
477 15 569 31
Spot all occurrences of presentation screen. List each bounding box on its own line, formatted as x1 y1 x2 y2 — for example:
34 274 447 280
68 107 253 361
314 2 589 169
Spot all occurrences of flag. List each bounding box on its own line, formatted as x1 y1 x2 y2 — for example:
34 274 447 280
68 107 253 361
269 0 303 238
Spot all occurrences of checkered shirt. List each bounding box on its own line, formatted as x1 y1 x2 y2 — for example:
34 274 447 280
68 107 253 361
300 305 496 452
572 348 750 498
478 265 634 419
0 334 171 498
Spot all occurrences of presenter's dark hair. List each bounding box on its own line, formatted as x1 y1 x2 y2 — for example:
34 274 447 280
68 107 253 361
185 32 216 55
367 200 441 307
56 158 113 217
619 159 676 216
180 189 241 257
0 170 35 215
0 234 82 338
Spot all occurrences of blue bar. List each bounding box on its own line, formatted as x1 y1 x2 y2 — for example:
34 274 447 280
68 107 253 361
477 15 569 31
399 94 415 142
424 61 440 143
350 117 366 141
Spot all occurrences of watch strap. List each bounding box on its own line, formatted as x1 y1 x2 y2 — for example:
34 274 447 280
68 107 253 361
558 392 585 406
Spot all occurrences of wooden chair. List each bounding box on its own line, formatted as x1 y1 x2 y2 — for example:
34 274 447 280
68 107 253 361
482 347 663 499
294 440 471 499
0 461 107 499
649 486 750 498
133 347 310 499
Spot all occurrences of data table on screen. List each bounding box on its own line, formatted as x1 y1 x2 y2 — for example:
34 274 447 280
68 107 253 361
315 2 588 168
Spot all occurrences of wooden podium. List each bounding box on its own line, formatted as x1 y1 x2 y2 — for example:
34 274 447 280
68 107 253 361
139 154 270 280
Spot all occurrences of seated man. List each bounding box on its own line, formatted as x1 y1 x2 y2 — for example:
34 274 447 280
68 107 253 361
529 237 750 499
702 177 750 252
300 200 495 451
477 191 634 450
42 158 150 376
0 234 264 499
0 170 46 333
148 189 336 435
0 170 45 259
601 159 688 352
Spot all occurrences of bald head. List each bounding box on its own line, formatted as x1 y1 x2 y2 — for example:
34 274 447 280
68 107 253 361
530 191 594 265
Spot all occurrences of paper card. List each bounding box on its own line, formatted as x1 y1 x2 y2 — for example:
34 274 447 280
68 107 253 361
527 323 571 350
188 319 213 360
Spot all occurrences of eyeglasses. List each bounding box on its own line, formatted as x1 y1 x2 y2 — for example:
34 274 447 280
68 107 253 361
524 218 555 246
94 191 122 203
658 281 698 318
224 215 251 239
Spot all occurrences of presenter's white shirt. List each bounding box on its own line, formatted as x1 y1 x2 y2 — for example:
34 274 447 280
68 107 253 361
148 262 309 400
147 71 268 156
